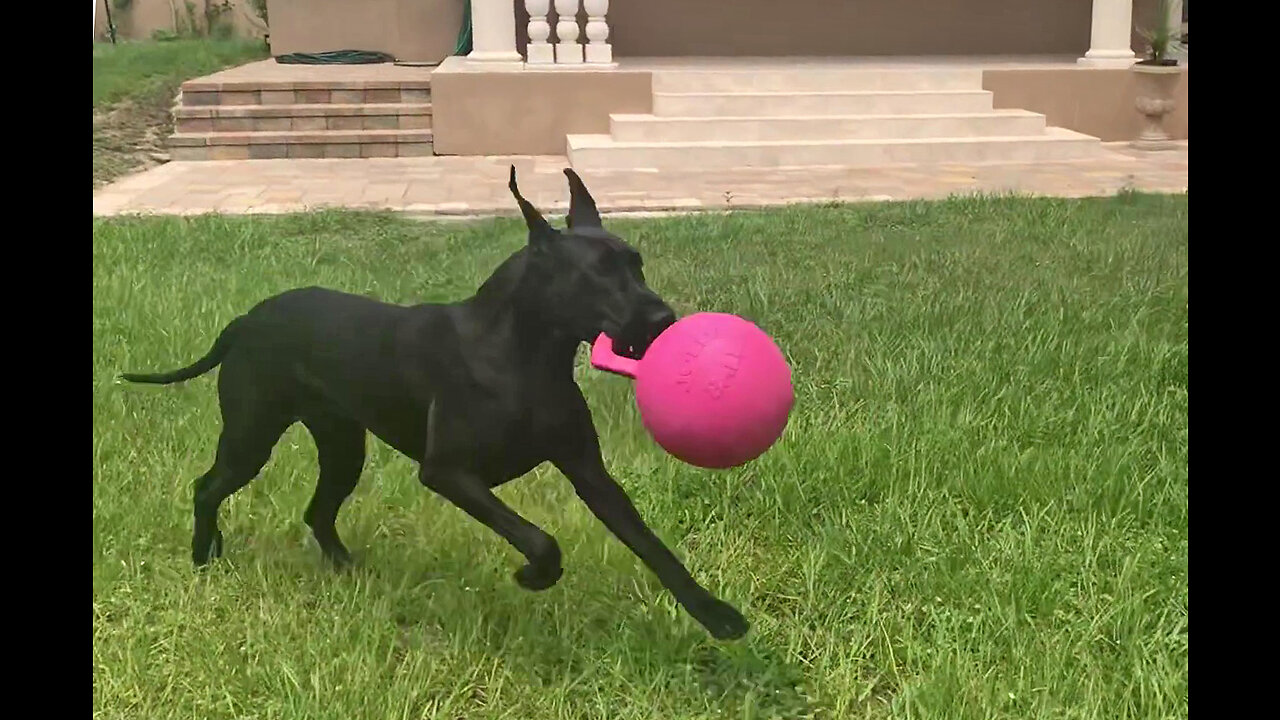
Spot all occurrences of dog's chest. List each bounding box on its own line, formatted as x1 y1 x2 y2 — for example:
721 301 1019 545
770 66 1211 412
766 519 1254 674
476 389 578 482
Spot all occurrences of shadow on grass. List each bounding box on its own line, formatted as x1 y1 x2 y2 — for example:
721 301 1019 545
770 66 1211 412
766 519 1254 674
206 536 823 717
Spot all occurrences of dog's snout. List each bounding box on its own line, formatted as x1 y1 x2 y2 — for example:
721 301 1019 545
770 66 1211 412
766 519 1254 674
612 303 675 360
647 306 677 334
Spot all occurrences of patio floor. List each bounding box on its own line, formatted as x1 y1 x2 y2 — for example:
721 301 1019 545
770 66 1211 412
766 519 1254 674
92 142 1187 218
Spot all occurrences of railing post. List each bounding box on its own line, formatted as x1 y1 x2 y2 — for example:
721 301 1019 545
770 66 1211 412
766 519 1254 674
583 0 613 64
467 0 524 65
525 0 555 64
1078 0 1137 67
554 0 584 64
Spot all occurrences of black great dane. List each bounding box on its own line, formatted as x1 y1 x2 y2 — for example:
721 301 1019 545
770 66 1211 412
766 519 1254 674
121 166 749 640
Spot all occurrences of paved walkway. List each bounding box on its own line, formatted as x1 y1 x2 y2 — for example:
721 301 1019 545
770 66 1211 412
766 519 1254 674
92 143 1186 218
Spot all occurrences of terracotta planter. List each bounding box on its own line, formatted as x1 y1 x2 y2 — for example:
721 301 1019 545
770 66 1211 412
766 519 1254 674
1131 64 1183 150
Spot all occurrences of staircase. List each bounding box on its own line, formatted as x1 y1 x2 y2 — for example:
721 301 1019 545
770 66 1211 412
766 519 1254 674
567 67 1102 171
168 76 433 160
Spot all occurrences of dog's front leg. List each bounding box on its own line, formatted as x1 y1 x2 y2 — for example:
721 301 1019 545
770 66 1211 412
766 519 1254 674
419 464 564 591
554 446 749 640
419 399 563 590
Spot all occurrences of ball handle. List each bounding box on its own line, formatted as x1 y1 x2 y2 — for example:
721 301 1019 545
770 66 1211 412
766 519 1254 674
590 333 639 379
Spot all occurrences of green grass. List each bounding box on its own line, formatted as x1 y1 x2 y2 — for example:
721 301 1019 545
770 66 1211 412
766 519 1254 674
92 38 268 186
92 37 268 109
92 195 1188 720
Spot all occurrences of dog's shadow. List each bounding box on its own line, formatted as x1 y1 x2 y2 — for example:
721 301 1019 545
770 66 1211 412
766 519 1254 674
221 518 816 716
296 552 819 717
685 642 817 718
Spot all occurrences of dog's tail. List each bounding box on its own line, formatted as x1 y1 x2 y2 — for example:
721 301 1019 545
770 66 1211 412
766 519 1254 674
119 317 243 385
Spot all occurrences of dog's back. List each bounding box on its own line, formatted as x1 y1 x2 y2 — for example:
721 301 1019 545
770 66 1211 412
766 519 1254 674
235 286 416 369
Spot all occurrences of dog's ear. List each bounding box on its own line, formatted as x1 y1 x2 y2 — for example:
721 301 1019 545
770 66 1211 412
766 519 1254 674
564 168 603 230
508 165 558 247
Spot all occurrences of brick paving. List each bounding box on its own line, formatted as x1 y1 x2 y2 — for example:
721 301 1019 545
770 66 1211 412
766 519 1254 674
92 142 1186 218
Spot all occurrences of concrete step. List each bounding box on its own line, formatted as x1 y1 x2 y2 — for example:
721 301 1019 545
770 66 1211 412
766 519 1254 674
167 129 434 160
566 127 1102 171
608 110 1047 143
651 68 984 93
175 103 432 133
652 90 995 117
178 81 431 108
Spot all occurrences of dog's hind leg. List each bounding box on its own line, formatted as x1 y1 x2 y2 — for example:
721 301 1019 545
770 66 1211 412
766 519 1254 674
192 366 294 566
301 415 366 567
192 423 291 565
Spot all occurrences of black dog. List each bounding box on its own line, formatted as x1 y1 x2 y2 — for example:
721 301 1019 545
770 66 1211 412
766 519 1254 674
121 166 748 640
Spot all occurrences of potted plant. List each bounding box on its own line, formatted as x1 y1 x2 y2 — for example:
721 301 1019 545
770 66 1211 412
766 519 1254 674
1131 0 1185 150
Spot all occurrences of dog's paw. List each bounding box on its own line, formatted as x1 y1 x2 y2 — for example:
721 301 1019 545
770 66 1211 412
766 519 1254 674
324 550 355 571
514 563 563 591
192 530 224 567
692 597 750 641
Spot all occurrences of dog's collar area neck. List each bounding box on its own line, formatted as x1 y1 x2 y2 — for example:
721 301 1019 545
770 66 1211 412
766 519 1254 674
465 248 593 364
465 302 582 364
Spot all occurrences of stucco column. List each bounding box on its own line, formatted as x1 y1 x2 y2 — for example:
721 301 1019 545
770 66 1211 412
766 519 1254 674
467 0 524 65
1078 0 1137 67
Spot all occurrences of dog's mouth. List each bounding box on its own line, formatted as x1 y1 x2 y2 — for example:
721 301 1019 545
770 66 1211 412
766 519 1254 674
606 313 673 361
611 335 645 360
602 322 643 360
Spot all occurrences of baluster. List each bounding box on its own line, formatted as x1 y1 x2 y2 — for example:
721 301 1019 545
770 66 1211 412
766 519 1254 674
525 0 554 64
583 0 613 64
554 0 583 64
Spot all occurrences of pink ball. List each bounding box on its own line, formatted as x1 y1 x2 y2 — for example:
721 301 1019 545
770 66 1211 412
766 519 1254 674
630 313 794 469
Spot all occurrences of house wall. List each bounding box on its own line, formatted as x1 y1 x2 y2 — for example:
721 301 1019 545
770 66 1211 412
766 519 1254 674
516 0 1167 58
431 58 654 155
99 1 1171 63
266 0 464 64
98 1 1186 151
433 61 1187 155
984 66 1187 142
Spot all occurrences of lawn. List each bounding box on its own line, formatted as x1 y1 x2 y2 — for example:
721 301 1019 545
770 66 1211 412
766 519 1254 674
93 38 268 187
92 195 1188 720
